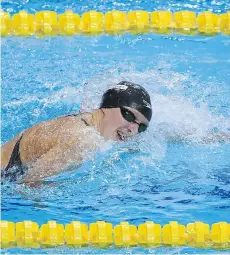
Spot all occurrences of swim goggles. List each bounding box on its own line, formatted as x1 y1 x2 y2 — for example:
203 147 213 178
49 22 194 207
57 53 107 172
120 107 148 133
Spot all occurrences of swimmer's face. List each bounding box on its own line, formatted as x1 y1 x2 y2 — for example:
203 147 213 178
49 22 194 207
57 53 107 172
100 107 149 141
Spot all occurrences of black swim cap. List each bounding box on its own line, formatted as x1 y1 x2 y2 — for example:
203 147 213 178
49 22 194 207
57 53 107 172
100 81 152 121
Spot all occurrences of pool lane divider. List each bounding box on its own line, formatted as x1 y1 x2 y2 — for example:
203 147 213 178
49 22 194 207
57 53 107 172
0 10 230 36
0 220 229 249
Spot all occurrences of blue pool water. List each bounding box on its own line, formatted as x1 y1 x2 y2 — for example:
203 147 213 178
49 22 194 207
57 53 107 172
1 0 230 254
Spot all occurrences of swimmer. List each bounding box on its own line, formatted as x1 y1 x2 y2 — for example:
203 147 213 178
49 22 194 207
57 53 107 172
1 81 152 183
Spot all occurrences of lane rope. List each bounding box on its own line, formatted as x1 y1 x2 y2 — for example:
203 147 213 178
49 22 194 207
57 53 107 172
1 220 229 249
0 10 230 36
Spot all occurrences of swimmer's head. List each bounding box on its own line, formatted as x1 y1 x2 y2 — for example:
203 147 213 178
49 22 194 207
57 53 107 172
99 81 152 141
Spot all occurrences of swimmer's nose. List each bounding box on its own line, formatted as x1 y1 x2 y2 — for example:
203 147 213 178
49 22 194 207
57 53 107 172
127 122 139 135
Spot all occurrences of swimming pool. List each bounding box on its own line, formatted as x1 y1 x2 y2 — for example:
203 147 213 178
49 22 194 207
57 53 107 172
1 0 230 254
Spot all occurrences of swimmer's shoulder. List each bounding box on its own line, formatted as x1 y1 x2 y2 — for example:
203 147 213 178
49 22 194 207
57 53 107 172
56 112 93 125
51 112 95 143
18 113 91 161
27 112 92 135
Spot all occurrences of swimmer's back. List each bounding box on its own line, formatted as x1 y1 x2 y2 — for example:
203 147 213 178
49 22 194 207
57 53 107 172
1 113 93 171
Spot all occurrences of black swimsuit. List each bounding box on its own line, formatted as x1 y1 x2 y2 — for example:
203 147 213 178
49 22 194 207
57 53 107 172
2 114 90 182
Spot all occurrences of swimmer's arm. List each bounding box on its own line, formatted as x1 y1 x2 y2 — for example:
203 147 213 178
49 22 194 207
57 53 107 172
20 125 101 184
20 141 82 184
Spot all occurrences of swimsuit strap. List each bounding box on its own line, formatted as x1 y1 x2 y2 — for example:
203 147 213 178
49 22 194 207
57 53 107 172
3 134 25 182
65 112 91 127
